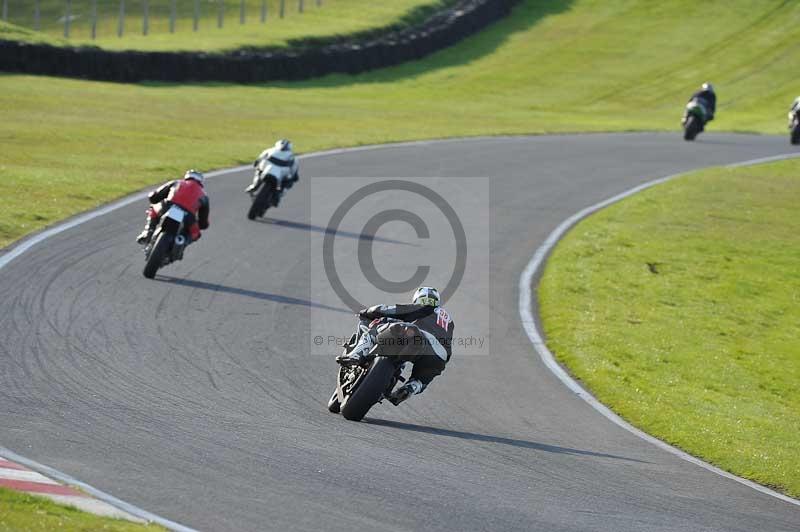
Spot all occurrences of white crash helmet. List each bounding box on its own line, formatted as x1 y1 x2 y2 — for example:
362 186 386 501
701 82 714 93
412 286 440 307
184 169 205 186
274 139 293 152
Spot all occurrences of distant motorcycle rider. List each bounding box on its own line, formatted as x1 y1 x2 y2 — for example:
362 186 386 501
245 139 299 206
688 82 717 124
788 96 800 123
136 170 210 245
336 287 455 405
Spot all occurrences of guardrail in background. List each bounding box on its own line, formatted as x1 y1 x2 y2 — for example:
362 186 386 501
0 0 323 40
0 0 521 83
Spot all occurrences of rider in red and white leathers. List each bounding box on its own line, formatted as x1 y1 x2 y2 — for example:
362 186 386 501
136 170 210 245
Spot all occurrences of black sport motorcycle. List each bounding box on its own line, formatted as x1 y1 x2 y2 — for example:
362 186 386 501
142 205 191 279
682 99 710 141
789 108 800 145
327 319 421 421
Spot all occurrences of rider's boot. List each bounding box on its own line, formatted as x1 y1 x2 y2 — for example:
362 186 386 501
245 174 261 195
136 215 158 245
389 379 423 405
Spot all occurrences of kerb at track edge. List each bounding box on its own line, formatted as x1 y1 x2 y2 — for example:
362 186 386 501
518 152 800 508
0 446 197 531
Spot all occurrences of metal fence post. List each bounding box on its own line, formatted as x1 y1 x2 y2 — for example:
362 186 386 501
240 0 245 24
261 0 267 23
118 0 125 37
143 0 149 35
299 0 303 13
170 0 176 33
193 0 199 31
280 0 285 18
218 0 223 28
64 0 71 38
91 0 97 39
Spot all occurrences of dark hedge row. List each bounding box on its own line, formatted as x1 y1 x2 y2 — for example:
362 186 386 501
0 0 520 83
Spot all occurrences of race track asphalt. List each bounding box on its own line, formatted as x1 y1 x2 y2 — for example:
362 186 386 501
0 133 798 531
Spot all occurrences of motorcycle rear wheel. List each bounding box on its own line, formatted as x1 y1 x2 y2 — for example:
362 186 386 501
143 233 171 279
340 357 397 422
791 123 800 145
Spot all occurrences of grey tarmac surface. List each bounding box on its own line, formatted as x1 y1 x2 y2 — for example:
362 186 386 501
0 133 798 532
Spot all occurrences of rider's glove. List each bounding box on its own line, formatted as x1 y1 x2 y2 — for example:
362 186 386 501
358 305 383 319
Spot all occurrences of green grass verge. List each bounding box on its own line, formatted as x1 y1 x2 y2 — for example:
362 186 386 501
539 159 800 498
2 0 800 249
0 0 451 52
0 486 164 530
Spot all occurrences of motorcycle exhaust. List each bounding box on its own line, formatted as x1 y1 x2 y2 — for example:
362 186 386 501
175 235 186 247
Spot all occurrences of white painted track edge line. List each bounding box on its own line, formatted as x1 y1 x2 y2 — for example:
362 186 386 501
0 468 61 484
726 152 800 168
0 447 197 532
518 152 800 507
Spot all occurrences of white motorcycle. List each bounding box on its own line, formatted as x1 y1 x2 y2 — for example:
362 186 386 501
247 156 295 220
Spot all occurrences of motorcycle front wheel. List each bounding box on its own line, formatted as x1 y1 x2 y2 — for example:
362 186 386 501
327 391 341 414
247 182 273 220
683 116 700 141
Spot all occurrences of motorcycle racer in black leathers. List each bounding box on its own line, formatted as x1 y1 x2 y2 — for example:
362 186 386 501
688 82 716 128
788 96 800 125
336 286 454 405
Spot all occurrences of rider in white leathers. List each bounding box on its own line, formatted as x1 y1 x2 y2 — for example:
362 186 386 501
245 139 299 206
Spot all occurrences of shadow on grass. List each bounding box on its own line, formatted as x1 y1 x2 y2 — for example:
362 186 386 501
364 418 649 463
157 275 352 314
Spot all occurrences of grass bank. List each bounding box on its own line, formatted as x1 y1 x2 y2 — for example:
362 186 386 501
0 0 450 52
2 0 800 248
539 159 800 498
0 486 164 530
